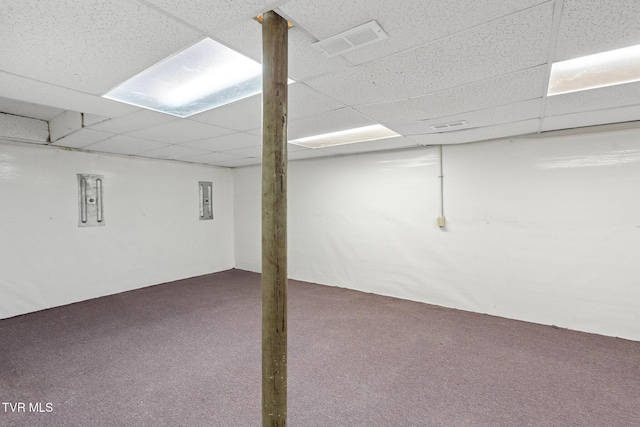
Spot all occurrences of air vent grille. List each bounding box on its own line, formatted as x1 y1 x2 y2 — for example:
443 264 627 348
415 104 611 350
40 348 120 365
430 120 468 131
313 21 388 57
322 39 352 55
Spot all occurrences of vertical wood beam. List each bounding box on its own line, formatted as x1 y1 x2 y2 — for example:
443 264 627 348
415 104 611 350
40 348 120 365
261 10 288 427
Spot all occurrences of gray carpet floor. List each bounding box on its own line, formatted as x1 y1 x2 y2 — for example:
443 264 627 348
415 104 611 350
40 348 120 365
1 269 639 426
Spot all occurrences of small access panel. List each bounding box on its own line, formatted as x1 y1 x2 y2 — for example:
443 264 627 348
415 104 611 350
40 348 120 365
77 174 105 227
199 181 213 220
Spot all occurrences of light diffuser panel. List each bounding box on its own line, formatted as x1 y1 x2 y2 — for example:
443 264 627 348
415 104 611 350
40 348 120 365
289 124 400 149
103 38 263 118
548 44 640 96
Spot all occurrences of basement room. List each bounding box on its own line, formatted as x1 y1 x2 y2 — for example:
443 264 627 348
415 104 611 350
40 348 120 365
1 1 639 426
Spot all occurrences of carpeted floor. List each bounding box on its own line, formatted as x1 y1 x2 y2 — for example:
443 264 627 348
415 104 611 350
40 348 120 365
1 269 638 426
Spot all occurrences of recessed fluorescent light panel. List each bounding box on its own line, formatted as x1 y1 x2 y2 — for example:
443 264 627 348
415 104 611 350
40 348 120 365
289 124 400 149
103 38 264 118
548 44 640 96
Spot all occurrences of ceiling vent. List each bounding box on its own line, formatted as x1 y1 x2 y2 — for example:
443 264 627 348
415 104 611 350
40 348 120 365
430 120 468 131
312 21 388 57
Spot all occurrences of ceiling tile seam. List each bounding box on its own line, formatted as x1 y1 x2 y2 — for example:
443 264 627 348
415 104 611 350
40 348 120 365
533 120 640 139
0 69 130 111
120 131 226 146
286 106 381 139
409 118 541 141
22 140 228 168
185 119 239 135
384 97 544 127
46 124 118 146
81 134 169 152
295 62 357 85
272 7 321 44
127 144 218 156
538 0 566 133
132 1 305 60
289 82 352 118
179 152 246 161
543 102 640 119
287 145 424 164
331 0 555 69
131 0 265 64
273 8 360 68
218 145 262 154
14 141 223 169
348 65 547 109
171 132 257 148
0 137 46 147
346 105 400 135
408 117 541 137
89 117 181 135
222 1 300 34
132 0 209 37
0 110 49 122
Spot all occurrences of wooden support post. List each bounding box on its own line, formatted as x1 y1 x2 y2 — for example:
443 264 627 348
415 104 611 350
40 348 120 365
261 10 288 427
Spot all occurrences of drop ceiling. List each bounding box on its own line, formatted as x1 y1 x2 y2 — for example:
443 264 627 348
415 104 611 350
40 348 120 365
0 0 639 168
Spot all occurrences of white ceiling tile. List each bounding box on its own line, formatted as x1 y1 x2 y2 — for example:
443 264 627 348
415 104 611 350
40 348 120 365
288 108 376 140
83 135 170 155
304 3 553 106
280 0 548 64
0 1 202 94
190 94 262 131
554 0 640 61
288 148 340 161
388 99 542 136
1 0 635 160
222 145 263 158
287 27 353 81
218 157 262 168
0 72 139 118
0 98 64 121
322 136 419 154
355 66 547 123
145 0 269 34
137 145 212 160
542 105 640 132
50 128 113 149
190 83 346 132
408 119 540 146
127 120 234 144
545 81 640 117
182 132 261 151
284 142 310 152
88 109 178 134
181 152 244 164
210 21 352 82
208 19 262 63
289 83 345 120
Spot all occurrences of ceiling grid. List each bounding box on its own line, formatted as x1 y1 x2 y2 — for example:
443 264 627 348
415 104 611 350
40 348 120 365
0 0 638 167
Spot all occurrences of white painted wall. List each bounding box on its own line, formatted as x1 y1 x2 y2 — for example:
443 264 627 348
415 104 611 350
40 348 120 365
0 141 234 319
234 127 640 341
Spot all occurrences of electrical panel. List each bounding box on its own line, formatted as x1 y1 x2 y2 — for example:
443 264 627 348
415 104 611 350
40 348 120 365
199 181 213 220
77 174 105 227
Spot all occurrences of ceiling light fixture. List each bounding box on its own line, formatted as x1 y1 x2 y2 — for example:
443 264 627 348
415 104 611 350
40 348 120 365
103 38 292 118
547 43 640 96
289 124 400 149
